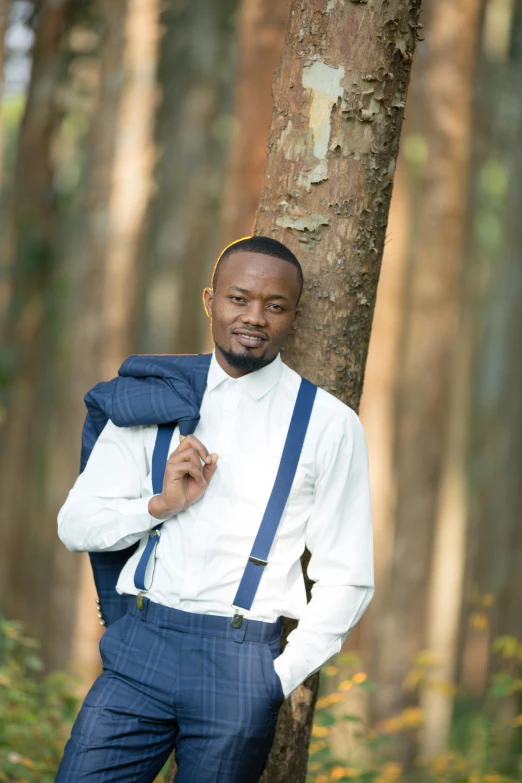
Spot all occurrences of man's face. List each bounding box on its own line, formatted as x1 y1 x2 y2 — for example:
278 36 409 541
203 251 301 376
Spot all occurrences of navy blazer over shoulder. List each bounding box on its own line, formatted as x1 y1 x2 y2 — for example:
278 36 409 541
81 352 212 626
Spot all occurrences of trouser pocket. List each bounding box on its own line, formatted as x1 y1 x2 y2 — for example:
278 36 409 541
259 643 285 709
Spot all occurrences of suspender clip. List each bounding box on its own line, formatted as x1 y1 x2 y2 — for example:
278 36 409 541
231 609 244 628
136 590 147 610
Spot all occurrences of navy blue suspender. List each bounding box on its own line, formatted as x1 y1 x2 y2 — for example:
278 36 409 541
134 377 317 624
231 377 316 626
133 423 175 607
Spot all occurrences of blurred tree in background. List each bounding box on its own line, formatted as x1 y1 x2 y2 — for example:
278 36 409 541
0 0 522 781
0 0 77 669
136 0 238 356
220 0 290 246
374 0 483 760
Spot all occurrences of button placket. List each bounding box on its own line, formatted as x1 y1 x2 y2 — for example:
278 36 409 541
180 380 240 604
224 378 240 415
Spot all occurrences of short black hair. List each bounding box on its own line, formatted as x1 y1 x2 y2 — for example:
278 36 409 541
211 235 304 302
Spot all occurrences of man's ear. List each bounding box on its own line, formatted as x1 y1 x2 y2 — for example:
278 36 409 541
292 304 301 329
203 287 213 318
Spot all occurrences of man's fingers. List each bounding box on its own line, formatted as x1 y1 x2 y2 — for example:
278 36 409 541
173 434 211 465
202 453 219 483
170 460 206 487
176 447 203 464
169 451 204 475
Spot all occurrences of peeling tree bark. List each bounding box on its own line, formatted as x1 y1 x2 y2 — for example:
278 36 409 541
373 0 482 755
250 1 422 779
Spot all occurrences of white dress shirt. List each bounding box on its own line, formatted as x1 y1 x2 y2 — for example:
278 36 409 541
58 351 374 696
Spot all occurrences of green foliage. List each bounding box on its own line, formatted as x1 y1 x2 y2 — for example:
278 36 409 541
2 617 521 783
0 618 79 783
307 644 522 783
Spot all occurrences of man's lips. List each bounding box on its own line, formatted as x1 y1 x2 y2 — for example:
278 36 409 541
233 330 268 348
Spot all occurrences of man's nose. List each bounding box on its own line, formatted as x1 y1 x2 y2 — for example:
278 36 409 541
240 302 267 326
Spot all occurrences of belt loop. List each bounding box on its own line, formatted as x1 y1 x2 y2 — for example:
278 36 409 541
232 618 247 644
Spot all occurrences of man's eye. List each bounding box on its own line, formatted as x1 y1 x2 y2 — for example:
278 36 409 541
269 303 284 311
230 296 244 303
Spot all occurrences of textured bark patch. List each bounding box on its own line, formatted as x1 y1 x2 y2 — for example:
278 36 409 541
303 61 345 155
276 209 330 233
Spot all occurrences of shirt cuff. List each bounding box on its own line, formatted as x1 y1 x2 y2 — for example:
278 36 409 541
273 644 317 698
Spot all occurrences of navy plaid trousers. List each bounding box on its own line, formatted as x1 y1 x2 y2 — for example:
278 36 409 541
56 598 285 782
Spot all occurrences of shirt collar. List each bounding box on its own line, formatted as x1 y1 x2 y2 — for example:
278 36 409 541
206 350 283 400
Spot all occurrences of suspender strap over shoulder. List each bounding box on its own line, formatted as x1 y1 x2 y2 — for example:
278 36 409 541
133 423 176 596
231 377 317 626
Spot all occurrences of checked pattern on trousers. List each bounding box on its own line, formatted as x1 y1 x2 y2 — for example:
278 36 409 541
56 598 285 783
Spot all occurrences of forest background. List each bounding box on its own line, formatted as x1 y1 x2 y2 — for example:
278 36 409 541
0 1 521 782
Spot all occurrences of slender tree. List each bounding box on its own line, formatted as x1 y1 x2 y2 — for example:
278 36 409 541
96 0 160 380
0 0 9 190
45 0 160 676
30 0 130 673
463 3 522 758
465 0 522 658
373 0 482 756
246 1 423 779
0 0 72 632
419 0 486 761
136 0 238 357
220 0 291 245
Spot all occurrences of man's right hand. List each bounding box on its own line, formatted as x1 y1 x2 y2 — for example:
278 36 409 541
148 434 218 520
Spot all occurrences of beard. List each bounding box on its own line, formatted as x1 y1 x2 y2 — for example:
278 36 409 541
215 342 275 373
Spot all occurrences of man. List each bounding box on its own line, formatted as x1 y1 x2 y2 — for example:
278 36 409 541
56 235 374 782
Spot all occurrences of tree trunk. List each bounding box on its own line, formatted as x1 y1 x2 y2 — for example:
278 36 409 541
350 160 410 764
136 0 238 357
419 248 475 757
453 0 498 700
494 0 522 646
99 0 160 378
0 0 71 632
470 87 522 770
373 0 482 754
463 1 522 747
220 0 291 246
418 0 487 758
38 0 129 674
44 0 160 678
0 0 8 190
358 0 432 738
359 160 410 614
250 1 423 779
